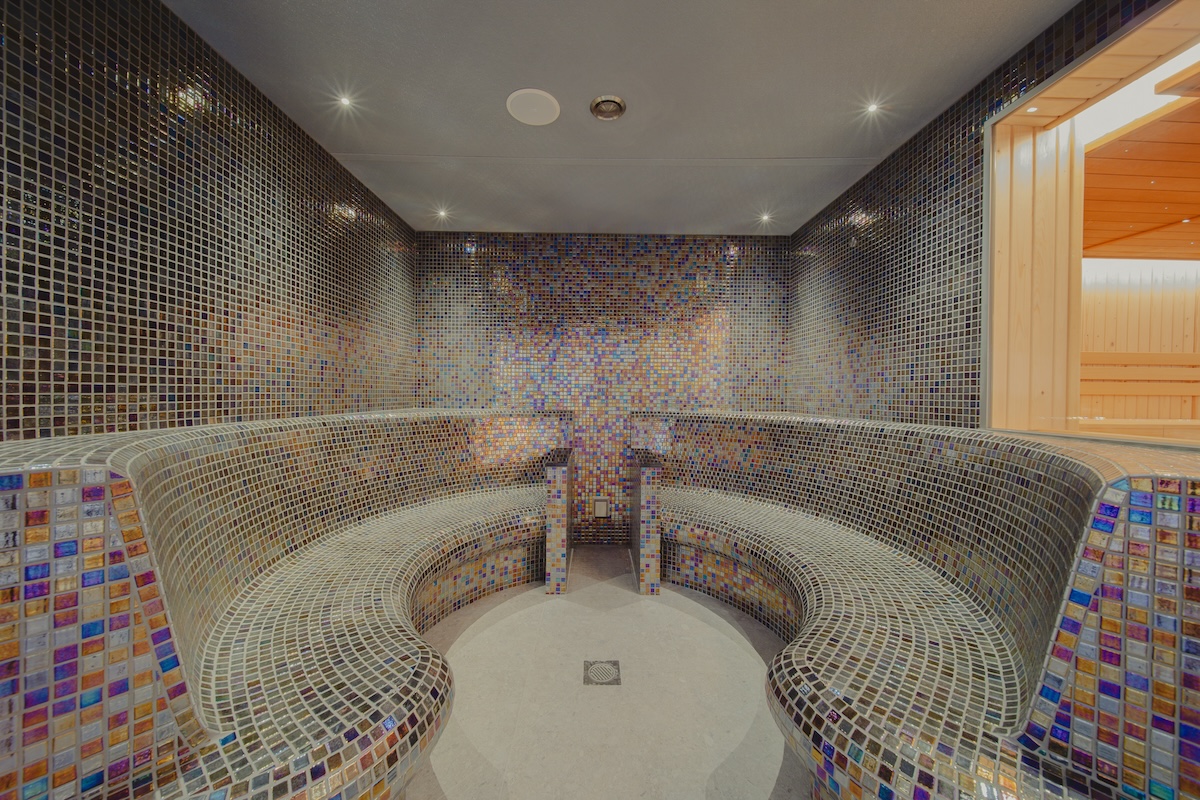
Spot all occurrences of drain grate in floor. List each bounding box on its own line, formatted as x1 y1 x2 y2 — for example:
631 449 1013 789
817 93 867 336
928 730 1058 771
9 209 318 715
583 660 621 685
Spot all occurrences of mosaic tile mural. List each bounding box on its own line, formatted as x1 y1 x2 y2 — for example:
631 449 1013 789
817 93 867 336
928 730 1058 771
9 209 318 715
417 232 788 541
0 410 567 800
786 0 1169 427
0 0 418 441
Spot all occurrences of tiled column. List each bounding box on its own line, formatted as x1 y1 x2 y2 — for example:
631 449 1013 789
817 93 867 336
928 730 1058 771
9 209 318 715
545 448 573 594
630 449 662 595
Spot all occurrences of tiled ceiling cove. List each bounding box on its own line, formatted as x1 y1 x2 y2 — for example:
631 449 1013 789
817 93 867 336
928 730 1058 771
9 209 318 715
163 0 1081 234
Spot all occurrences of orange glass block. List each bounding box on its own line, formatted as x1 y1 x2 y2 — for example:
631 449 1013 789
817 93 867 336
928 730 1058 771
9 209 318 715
20 760 47 783
51 765 76 788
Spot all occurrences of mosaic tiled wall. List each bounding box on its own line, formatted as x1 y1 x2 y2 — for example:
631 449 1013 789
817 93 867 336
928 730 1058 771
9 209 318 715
417 233 788 541
1 0 418 441
0 410 567 800
786 0 1168 426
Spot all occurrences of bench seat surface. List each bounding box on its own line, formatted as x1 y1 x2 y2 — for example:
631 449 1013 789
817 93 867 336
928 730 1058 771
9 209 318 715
196 486 546 771
658 486 1024 749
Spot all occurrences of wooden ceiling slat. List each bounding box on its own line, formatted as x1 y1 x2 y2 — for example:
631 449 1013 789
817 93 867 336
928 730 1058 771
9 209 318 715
1090 141 1200 163
1045 76 1119 99
1112 120 1200 144
1085 245 1200 256
1084 222 1162 232
1106 27 1200 57
1088 158 1200 177
1094 196 1200 212
1087 174 1200 192
1068 54 1158 80
1086 210 1197 223
1088 187 1200 203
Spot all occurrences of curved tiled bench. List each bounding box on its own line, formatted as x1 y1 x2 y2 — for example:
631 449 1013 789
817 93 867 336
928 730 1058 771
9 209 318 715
0 411 569 800
659 486 1023 722
632 413 1200 800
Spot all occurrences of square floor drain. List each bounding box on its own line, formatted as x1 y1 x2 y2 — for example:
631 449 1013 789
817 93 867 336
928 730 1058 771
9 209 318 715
583 660 621 685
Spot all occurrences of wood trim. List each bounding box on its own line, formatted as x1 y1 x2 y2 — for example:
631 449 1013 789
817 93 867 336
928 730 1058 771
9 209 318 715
1082 351 1200 366
1081 365 1200 380
1082 381 1200 396
995 0 1200 130
1157 59 1200 96
990 122 1082 431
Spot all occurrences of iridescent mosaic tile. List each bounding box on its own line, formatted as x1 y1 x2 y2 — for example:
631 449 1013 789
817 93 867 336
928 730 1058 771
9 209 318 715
416 233 788 543
544 449 573 595
629 450 662 595
1 0 417 441
0 411 568 800
638 412 1200 800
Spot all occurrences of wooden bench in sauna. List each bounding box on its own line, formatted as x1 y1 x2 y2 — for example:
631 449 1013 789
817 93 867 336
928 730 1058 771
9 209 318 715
1079 352 1200 443
630 412 1200 800
0 410 571 800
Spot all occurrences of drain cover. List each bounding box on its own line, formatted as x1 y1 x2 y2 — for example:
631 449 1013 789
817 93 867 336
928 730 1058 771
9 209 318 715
584 660 621 685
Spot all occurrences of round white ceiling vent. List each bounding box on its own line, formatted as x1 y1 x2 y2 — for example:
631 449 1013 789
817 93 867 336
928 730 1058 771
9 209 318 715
507 88 560 126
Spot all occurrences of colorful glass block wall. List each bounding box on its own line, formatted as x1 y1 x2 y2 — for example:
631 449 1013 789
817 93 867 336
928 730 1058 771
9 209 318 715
0 410 568 800
1025 474 1200 800
0 0 418 440
416 233 788 541
0 465 179 800
786 0 1168 427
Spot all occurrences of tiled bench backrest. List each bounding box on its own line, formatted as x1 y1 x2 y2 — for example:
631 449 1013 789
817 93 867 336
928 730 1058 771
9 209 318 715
119 412 569 685
633 413 1105 702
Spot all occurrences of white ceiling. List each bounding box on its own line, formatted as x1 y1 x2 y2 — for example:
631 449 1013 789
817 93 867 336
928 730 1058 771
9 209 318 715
162 0 1082 235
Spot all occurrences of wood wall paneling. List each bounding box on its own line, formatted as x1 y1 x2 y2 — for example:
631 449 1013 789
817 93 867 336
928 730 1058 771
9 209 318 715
990 122 1082 432
1080 270 1200 425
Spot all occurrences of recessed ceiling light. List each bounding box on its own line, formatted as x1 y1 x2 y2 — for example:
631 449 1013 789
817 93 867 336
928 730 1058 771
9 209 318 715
507 89 560 126
437 209 448 218
760 214 772 223
1026 106 1039 113
590 96 626 121
1185 219 1192 224
339 97 351 106
867 103 879 112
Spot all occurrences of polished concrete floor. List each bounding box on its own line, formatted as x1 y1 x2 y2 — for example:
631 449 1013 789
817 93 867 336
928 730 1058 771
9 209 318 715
406 546 812 799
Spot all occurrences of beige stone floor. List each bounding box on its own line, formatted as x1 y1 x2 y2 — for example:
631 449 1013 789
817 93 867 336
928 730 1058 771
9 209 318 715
404 546 812 800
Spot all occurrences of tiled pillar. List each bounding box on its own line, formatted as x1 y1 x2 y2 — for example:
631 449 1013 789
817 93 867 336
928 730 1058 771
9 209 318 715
630 449 662 595
545 448 573 594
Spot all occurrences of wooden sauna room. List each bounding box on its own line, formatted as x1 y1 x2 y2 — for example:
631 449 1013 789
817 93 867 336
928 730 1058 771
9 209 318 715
1079 64 1200 443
